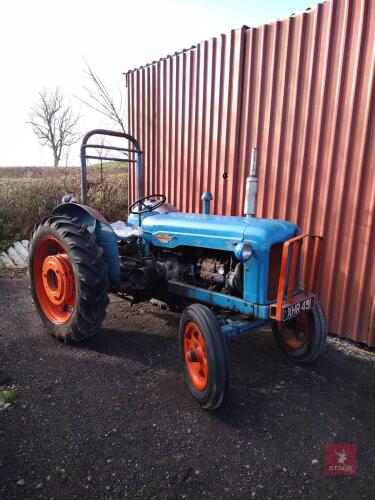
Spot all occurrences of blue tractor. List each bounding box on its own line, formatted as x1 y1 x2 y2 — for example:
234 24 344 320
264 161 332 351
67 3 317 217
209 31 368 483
29 130 326 410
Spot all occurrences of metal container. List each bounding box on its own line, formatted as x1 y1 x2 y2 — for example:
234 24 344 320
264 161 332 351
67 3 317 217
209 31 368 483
125 0 375 347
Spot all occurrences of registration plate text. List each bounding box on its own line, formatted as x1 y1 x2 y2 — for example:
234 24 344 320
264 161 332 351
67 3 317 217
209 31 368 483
283 297 315 321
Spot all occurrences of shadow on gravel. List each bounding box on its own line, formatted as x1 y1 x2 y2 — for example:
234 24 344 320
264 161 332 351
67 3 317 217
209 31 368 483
148 310 181 328
77 326 179 371
218 339 374 430
2 278 375 499
73 316 375 433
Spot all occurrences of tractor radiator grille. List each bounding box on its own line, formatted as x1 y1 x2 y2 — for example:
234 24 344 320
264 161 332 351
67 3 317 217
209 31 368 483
267 243 283 301
268 241 302 301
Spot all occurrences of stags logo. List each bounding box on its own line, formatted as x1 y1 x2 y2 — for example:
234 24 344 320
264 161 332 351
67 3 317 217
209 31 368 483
324 444 357 476
155 233 175 244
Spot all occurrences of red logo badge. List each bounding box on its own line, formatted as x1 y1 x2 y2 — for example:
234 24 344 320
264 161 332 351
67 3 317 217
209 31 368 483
324 444 357 476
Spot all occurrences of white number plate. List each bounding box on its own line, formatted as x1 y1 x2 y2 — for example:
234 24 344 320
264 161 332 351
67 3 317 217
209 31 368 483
283 297 315 321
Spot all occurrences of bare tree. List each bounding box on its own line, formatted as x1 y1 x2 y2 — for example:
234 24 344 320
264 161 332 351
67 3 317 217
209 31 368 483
78 62 126 133
95 135 107 183
28 88 80 167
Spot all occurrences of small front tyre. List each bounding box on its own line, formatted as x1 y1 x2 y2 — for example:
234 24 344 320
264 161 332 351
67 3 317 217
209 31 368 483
272 298 327 363
179 304 228 410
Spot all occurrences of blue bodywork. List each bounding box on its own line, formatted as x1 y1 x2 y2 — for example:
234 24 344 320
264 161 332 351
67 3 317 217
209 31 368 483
53 203 299 331
52 203 121 288
70 129 306 340
130 210 298 306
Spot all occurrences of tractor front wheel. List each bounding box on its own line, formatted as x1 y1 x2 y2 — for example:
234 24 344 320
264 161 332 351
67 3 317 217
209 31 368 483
29 215 109 342
179 304 228 410
272 298 327 363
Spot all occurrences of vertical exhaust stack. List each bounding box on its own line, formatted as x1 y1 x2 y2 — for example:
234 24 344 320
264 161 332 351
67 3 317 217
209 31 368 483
244 148 258 217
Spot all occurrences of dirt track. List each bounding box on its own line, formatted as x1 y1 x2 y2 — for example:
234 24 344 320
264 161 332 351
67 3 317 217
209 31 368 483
1 277 375 499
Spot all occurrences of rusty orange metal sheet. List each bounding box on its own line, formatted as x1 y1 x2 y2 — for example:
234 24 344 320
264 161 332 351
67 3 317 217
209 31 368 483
125 0 375 347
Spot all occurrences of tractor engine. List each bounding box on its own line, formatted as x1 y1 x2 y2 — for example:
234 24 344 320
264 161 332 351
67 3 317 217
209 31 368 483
158 247 243 296
118 243 243 298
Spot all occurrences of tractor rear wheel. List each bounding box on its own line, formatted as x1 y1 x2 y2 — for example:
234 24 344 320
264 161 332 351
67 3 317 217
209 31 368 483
29 215 109 342
179 304 228 410
272 299 327 363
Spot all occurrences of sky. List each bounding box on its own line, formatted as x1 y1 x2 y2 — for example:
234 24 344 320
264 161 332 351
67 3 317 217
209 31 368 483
0 0 315 166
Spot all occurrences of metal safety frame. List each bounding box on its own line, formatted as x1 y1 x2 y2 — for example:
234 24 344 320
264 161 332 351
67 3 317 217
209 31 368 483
80 129 143 206
270 234 323 321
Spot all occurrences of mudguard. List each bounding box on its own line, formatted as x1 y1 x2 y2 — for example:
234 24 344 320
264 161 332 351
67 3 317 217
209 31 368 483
52 203 121 289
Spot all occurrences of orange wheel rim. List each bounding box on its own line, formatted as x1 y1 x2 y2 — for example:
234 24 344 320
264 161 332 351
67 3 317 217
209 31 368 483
277 313 309 349
33 236 75 324
183 322 208 391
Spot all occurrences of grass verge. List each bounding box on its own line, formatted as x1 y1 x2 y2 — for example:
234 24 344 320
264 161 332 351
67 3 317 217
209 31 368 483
0 164 128 251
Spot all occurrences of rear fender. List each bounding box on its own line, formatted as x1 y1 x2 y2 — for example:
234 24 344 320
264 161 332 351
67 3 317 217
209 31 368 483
52 203 120 289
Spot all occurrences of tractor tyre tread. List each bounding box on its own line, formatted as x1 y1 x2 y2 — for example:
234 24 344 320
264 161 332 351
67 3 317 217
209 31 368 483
179 304 228 410
272 298 327 364
29 215 109 342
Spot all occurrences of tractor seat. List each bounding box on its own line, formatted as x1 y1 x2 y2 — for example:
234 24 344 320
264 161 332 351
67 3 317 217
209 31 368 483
110 220 140 240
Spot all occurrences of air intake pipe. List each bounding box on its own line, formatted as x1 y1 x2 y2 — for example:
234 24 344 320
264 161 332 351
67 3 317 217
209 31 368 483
201 192 213 214
244 148 258 217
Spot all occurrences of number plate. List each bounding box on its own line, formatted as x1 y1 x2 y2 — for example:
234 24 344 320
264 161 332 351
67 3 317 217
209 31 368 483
283 296 315 321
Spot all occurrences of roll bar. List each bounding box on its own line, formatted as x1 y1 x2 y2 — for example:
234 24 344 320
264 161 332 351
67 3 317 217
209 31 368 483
80 129 143 205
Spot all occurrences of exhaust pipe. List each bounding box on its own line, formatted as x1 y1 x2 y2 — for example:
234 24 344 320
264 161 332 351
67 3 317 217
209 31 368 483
244 148 258 217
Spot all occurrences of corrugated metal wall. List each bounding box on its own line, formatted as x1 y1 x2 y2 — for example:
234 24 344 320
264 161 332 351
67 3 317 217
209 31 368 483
125 0 375 347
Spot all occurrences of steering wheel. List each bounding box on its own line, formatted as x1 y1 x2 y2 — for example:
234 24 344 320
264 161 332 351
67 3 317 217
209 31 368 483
129 194 166 214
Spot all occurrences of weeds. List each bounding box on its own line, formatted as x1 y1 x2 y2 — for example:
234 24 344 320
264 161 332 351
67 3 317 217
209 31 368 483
0 165 128 251
0 390 16 403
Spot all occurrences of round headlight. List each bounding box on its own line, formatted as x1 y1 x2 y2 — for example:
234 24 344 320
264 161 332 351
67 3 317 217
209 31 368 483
234 242 253 262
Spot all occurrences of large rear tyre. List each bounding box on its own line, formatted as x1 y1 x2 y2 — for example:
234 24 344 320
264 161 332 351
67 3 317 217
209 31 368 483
272 298 327 363
179 304 228 410
28 215 109 342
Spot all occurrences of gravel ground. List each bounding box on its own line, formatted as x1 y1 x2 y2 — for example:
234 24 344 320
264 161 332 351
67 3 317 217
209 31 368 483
0 277 375 499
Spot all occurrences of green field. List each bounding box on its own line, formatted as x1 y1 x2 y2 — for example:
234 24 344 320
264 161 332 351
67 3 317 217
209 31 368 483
0 163 128 251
